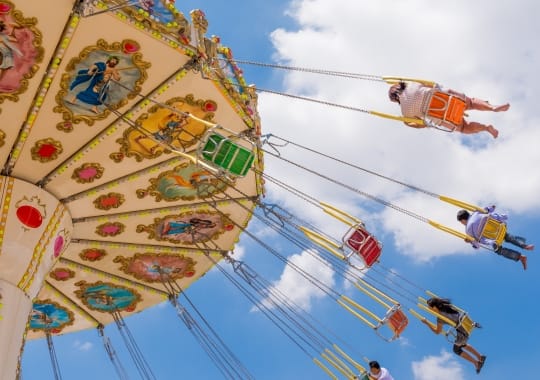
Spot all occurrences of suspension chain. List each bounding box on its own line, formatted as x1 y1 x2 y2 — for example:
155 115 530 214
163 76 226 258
263 148 430 224
263 134 439 198
214 57 384 82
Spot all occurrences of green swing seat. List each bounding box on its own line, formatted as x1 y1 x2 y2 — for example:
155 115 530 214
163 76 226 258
200 132 255 177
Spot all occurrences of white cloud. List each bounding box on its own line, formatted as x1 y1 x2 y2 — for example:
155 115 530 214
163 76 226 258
231 244 246 260
258 0 540 261
412 350 465 380
73 340 93 352
255 249 335 311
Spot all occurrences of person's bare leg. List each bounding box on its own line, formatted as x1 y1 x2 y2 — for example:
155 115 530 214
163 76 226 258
460 351 479 368
470 98 510 112
461 120 499 138
520 255 527 270
462 344 482 361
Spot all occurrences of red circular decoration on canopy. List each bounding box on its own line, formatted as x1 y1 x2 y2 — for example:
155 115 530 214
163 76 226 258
204 100 217 112
16 205 43 228
122 40 140 54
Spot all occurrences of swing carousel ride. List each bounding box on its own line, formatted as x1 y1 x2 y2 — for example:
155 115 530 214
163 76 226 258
0 1 514 379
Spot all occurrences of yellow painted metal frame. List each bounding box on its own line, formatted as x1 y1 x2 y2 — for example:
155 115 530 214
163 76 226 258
313 345 367 380
339 278 405 341
323 189 505 249
320 201 362 227
301 223 404 340
300 202 405 340
316 201 382 267
300 226 345 261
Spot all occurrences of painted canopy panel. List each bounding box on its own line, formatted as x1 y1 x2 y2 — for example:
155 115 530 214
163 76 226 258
0 0 75 166
0 0 263 340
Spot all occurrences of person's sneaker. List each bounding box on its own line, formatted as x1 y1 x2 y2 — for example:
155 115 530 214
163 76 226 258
476 356 487 374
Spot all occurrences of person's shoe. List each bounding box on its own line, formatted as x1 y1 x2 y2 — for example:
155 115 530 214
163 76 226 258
474 322 482 329
524 244 535 251
476 356 487 374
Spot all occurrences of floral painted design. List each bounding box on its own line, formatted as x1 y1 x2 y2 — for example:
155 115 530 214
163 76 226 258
95 222 125 237
31 138 63 162
49 268 75 281
93 192 125 210
72 162 104 184
79 248 107 262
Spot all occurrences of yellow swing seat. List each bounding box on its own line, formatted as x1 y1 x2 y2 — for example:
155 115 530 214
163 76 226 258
410 293 479 345
478 216 507 247
445 313 479 344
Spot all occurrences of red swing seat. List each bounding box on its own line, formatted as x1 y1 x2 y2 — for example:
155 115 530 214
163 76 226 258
343 224 382 268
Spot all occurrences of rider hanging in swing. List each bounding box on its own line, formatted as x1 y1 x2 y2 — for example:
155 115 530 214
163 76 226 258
388 81 509 138
421 297 486 374
457 206 534 270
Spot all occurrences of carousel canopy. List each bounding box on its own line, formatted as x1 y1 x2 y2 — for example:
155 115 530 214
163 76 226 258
0 0 263 340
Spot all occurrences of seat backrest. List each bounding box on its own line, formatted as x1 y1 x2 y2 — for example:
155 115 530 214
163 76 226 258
345 228 368 251
200 132 255 177
457 313 476 335
426 91 466 126
480 216 507 245
386 308 408 337
375 305 408 342
344 228 382 267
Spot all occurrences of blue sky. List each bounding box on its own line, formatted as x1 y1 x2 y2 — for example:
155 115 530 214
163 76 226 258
22 1 540 379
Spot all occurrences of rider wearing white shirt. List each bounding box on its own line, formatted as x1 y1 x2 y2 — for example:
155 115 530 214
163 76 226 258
368 361 394 380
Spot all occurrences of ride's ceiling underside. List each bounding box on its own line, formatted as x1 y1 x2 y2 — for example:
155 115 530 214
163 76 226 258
0 0 263 339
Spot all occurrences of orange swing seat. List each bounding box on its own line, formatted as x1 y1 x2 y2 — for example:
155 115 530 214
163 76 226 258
425 91 467 128
375 305 409 341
